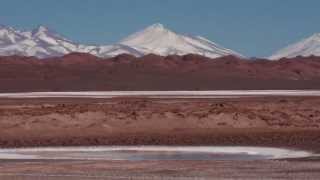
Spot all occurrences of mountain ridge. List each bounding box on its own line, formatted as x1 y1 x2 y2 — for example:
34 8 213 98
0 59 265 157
0 54 320 92
0 23 242 59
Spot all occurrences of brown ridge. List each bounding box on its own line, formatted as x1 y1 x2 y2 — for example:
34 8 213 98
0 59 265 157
0 54 320 92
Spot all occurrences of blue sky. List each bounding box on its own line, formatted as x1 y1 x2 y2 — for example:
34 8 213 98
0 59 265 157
0 0 319 57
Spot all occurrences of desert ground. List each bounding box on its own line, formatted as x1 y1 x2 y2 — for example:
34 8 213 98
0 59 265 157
0 95 320 149
0 94 320 179
1 159 320 180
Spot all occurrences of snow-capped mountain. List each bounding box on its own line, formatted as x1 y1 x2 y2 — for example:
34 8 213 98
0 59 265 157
270 33 320 60
0 24 243 59
0 25 80 58
120 23 243 58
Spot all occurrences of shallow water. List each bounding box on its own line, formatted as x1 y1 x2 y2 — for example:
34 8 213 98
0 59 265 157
0 146 316 180
0 146 312 161
16 150 270 161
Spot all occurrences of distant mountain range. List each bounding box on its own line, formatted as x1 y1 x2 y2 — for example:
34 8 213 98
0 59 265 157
0 23 243 59
1 23 320 60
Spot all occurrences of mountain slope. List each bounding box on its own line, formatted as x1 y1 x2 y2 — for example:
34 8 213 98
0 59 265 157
0 24 243 59
120 23 243 58
270 33 320 60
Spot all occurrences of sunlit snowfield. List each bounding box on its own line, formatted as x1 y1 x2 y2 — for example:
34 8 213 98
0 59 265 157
1 90 320 98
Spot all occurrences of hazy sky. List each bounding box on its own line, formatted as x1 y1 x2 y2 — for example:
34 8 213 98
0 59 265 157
1 0 319 57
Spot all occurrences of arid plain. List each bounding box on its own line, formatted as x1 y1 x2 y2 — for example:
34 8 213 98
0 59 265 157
0 95 320 179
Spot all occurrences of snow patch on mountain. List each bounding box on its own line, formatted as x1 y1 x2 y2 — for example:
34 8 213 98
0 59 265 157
0 25 79 58
270 33 320 60
120 23 243 58
0 23 243 59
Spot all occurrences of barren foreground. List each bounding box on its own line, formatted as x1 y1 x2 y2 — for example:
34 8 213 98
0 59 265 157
0 97 320 150
1 97 320 179
1 159 320 180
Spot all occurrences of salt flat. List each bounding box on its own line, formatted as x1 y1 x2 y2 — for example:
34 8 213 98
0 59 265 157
0 146 313 160
1 90 320 98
